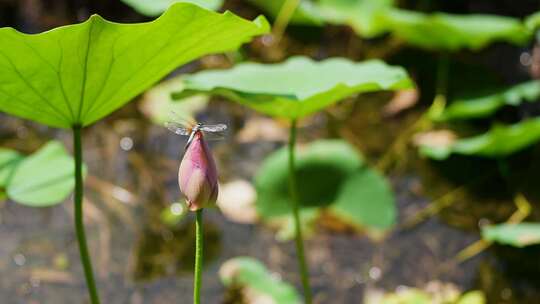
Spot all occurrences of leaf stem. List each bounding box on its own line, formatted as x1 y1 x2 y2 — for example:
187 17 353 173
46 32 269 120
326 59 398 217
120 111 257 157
73 125 100 304
193 209 204 304
288 119 313 304
376 53 450 172
273 0 301 44
428 53 450 119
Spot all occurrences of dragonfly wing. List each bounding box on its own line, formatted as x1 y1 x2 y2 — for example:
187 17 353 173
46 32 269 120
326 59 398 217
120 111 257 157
202 131 226 141
169 110 196 125
200 124 227 133
165 122 190 136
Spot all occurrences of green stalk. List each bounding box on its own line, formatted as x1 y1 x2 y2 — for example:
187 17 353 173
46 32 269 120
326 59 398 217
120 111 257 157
376 53 450 172
193 209 204 304
73 125 100 304
428 53 450 119
288 119 313 304
273 0 301 44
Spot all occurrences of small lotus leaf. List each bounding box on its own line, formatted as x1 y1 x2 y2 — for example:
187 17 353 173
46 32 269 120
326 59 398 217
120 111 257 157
420 117 540 159
255 140 396 231
436 80 540 121
220 257 301 304
382 9 530 50
482 223 540 248
7 141 85 207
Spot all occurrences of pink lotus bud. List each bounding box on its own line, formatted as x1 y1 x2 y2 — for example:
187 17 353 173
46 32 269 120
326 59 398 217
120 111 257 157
178 131 219 211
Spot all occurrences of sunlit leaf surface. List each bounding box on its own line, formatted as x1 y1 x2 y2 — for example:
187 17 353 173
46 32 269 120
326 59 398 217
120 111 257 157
0 3 269 128
525 11 540 31
220 257 301 304
174 56 412 119
436 80 540 121
255 140 396 231
247 0 529 47
7 141 84 207
247 0 395 37
310 0 395 37
382 10 530 50
457 291 486 304
482 223 540 248
419 117 540 159
120 0 223 16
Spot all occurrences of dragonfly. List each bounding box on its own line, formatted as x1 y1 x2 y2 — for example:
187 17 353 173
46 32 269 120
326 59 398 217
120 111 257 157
165 118 227 150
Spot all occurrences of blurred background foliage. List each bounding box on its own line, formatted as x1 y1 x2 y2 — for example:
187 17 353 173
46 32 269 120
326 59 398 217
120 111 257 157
2 0 540 303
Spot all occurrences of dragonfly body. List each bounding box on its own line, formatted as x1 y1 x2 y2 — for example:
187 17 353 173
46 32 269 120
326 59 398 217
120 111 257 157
186 123 203 150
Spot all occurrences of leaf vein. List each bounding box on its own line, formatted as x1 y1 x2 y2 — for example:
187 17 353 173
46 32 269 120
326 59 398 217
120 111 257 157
0 50 71 124
17 36 76 119
76 18 95 123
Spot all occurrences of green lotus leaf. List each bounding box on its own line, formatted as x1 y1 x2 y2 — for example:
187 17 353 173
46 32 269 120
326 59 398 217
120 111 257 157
0 148 24 187
332 167 396 230
220 257 301 304
247 0 394 37
382 9 531 51
255 139 396 231
7 141 85 207
525 11 540 31
246 0 529 48
255 140 362 218
419 117 540 159
309 0 395 37
173 56 412 119
121 0 224 16
0 3 269 128
482 223 540 248
436 80 540 121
